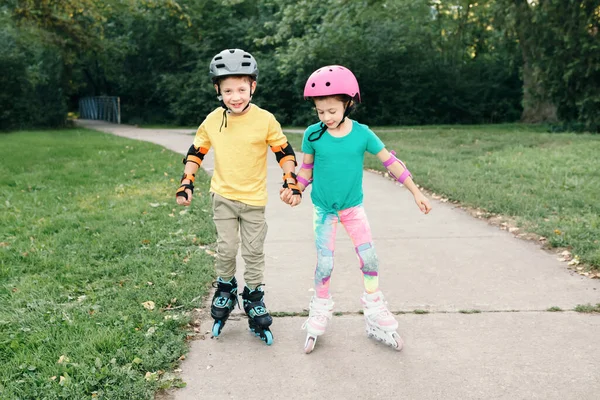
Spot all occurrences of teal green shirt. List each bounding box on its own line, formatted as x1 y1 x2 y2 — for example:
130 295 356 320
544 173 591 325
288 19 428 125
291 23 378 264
302 120 385 212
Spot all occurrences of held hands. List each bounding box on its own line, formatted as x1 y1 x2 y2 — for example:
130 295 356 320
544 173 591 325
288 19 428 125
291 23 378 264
279 187 301 207
280 171 302 207
413 192 432 214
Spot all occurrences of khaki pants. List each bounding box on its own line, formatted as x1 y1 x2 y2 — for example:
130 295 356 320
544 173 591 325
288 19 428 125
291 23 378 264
211 193 268 289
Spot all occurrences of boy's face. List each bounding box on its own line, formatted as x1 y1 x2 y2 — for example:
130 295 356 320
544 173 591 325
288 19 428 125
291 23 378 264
314 97 347 128
215 76 256 114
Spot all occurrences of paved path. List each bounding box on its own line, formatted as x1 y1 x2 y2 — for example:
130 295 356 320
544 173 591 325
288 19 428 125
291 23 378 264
76 120 600 400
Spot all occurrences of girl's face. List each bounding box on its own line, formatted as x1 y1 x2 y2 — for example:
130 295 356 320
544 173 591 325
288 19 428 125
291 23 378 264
216 76 256 114
313 97 347 129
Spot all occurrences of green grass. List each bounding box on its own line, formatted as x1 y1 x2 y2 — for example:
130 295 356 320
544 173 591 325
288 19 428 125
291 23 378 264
0 129 215 399
574 303 600 313
287 124 600 269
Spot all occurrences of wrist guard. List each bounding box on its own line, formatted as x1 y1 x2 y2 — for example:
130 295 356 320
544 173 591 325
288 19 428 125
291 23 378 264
282 172 302 197
181 173 195 183
296 175 312 188
176 183 194 200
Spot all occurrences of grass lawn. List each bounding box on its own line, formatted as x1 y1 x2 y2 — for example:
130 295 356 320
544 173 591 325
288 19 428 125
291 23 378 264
286 124 600 270
0 129 215 399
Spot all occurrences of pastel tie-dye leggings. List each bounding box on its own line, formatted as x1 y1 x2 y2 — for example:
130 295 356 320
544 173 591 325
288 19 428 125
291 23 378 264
313 204 379 298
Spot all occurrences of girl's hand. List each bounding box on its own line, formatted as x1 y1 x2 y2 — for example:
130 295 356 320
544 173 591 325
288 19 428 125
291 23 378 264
414 193 432 214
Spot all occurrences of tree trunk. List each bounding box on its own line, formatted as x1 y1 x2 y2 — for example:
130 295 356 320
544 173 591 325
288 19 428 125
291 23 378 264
513 0 557 123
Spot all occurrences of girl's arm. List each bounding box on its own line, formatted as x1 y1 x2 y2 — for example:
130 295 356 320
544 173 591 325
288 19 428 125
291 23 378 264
376 149 432 214
296 154 314 191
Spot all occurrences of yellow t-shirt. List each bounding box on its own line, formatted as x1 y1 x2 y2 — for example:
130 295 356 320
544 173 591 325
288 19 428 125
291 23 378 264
193 104 288 206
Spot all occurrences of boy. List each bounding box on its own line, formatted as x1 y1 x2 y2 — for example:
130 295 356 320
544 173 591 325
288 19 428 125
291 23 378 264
176 49 301 345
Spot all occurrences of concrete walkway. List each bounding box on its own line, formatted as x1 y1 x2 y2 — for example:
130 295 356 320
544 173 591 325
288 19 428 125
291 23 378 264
76 120 600 400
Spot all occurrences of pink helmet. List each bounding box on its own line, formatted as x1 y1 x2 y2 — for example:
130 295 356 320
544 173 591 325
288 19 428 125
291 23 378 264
303 65 361 102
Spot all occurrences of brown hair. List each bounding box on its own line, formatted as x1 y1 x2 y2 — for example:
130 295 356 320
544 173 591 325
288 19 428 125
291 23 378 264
213 75 256 86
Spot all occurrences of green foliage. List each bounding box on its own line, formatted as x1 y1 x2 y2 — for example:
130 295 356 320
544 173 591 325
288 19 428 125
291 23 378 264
0 16 67 130
1 0 597 130
502 0 599 131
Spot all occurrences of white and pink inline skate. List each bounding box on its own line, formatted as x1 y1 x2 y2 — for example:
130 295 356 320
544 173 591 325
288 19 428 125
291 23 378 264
302 296 334 354
361 291 403 351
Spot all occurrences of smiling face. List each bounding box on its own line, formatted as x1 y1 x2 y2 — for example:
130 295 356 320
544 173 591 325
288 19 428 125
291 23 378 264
313 96 349 129
215 76 256 114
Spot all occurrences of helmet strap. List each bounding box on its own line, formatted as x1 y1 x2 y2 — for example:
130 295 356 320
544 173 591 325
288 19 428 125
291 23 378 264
216 86 255 132
336 101 353 128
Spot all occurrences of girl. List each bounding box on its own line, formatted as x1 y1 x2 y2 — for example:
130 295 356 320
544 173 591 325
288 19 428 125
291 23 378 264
281 65 432 353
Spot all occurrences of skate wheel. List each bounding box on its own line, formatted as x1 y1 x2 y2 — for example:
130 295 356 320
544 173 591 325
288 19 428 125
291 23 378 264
392 332 404 351
212 321 222 337
263 330 273 345
304 336 316 354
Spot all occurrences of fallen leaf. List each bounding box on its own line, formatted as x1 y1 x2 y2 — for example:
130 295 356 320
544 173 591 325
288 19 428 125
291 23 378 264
57 355 69 364
145 371 158 382
142 301 155 310
205 249 216 257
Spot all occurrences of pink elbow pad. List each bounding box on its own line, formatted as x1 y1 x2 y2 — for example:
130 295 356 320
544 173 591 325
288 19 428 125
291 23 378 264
383 150 412 184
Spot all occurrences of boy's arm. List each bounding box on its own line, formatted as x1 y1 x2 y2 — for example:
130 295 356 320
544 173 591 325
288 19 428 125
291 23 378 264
176 124 211 206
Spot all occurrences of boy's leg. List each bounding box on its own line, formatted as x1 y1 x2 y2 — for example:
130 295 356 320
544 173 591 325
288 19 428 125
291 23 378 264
338 205 379 294
313 206 338 298
239 203 267 288
212 193 241 281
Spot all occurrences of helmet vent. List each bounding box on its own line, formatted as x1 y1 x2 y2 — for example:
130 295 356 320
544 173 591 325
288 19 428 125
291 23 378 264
241 62 251 67
215 63 226 68
243 54 251 58
325 82 331 86
311 83 316 87
215 56 223 61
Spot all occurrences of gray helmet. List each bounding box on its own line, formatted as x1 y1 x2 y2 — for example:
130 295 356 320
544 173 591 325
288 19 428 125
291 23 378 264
209 49 258 82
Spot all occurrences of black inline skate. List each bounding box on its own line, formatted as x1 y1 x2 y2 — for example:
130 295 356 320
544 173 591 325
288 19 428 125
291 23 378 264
210 277 239 337
241 285 273 345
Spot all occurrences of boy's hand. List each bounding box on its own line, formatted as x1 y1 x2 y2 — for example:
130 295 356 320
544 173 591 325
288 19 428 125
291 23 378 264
414 192 432 214
279 187 302 207
176 183 194 206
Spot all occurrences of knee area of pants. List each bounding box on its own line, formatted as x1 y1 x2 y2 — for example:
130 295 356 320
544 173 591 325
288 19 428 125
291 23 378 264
356 243 378 272
317 248 334 271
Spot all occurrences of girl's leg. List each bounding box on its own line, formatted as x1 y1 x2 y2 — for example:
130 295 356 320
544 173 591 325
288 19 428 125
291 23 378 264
338 205 379 294
313 206 338 298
